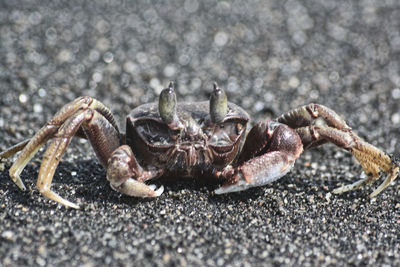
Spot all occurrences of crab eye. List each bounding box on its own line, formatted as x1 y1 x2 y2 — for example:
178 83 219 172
135 120 175 146
159 82 178 125
210 83 228 123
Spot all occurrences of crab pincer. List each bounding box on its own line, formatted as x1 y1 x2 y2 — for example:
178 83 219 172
106 145 164 197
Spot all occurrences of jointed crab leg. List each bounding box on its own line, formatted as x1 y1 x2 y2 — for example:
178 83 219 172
1 97 114 190
36 110 89 209
276 103 399 197
6 125 59 190
0 139 30 159
2 96 121 208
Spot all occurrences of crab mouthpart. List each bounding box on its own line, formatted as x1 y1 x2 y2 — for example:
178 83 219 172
178 140 206 148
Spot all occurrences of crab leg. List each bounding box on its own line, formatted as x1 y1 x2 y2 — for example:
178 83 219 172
1 96 118 190
36 110 90 209
276 103 399 197
36 106 122 208
106 145 164 197
5 125 60 190
215 121 303 194
1 96 122 208
1 98 93 188
0 139 30 159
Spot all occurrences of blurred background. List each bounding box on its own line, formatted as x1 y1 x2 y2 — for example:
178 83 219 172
1 0 400 266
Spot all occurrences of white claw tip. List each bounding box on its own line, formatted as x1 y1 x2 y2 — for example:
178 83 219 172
214 180 251 194
214 188 225 195
148 184 157 191
149 184 164 197
154 185 164 196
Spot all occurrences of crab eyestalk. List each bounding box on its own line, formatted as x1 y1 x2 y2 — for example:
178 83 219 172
159 82 179 125
210 83 228 123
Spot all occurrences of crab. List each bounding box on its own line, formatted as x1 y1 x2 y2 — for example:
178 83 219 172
1 82 399 209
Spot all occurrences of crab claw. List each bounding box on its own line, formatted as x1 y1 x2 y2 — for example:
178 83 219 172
111 180 164 197
214 122 303 196
107 145 165 198
148 184 165 196
214 180 255 194
214 155 294 195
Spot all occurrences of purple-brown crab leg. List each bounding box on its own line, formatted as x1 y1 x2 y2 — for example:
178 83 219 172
3 97 115 188
1 96 121 208
276 103 399 197
0 139 30 159
215 121 303 194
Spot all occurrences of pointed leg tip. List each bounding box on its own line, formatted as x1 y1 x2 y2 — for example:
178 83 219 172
369 185 386 199
369 172 398 198
57 198 80 209
66 202 81 209
10 175 27 191
40 189 81 209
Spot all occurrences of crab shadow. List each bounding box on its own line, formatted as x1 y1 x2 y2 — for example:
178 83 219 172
1 158 371 210
1 159 276 208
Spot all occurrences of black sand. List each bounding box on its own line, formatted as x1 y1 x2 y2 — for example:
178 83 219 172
1 1 400 266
